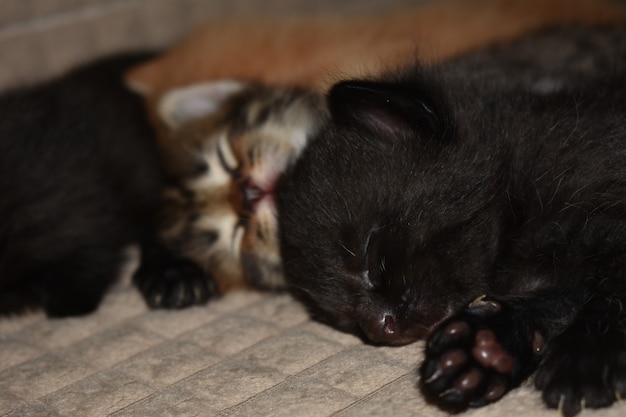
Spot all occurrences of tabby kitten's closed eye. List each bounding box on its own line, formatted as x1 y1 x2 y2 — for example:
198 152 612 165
134 82 328 304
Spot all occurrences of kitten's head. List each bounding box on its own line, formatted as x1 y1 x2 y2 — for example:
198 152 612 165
277 72 504 345
157 81 328 291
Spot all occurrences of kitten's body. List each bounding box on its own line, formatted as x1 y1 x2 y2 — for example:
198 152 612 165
127 0 626 94
276 24 626 416
126 0 626 144
0 54 165 317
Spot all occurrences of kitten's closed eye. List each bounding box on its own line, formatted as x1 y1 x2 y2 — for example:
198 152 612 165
362 228 384 289
217 135 240 175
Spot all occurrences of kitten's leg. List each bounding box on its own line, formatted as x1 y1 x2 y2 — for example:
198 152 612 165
133 238 216 309
419 290 586 412
28 248 123 317
535 292 626 416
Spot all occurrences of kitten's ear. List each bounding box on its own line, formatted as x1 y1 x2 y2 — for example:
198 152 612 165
328 79 450 141
158 81 245 129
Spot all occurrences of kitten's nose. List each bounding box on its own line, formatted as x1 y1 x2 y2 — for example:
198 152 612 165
362 314 413 346
383 314 397 336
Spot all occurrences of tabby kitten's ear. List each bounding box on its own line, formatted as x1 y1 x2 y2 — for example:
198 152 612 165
158 80 245 129
328 79 451 142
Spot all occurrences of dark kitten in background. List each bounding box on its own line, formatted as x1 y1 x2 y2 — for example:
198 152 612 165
0 54 175 317
277 25 626 416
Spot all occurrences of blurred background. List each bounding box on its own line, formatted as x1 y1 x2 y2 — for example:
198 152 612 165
0 0 431 89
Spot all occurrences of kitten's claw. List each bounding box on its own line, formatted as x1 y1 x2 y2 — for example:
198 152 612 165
152 293 163 307
467 295 501 316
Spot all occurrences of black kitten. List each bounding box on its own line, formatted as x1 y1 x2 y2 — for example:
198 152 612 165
0 54 172 317
276 25 626 416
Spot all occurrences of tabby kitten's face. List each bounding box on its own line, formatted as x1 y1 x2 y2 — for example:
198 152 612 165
157 82 327 291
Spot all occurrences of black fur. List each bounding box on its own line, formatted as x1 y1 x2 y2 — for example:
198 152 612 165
276 25 626 415
0 53 166 317
133 238 216 309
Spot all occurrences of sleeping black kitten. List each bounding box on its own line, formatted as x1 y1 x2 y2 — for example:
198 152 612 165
276 25 626 416
0 54 177 317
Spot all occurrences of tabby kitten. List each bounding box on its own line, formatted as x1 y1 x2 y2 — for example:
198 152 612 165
133 82 328 306
276 24 626 416
0 53 164 317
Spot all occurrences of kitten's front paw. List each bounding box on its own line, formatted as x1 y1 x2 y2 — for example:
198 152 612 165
534 317 626 417
420 296 542 410
134 257 216 309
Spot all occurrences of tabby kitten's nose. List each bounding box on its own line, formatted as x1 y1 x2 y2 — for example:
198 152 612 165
241 180 264 212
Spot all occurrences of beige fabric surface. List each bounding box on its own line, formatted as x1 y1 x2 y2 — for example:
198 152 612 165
2 264 626 417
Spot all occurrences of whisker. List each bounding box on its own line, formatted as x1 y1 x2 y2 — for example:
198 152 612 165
341 244 356 257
